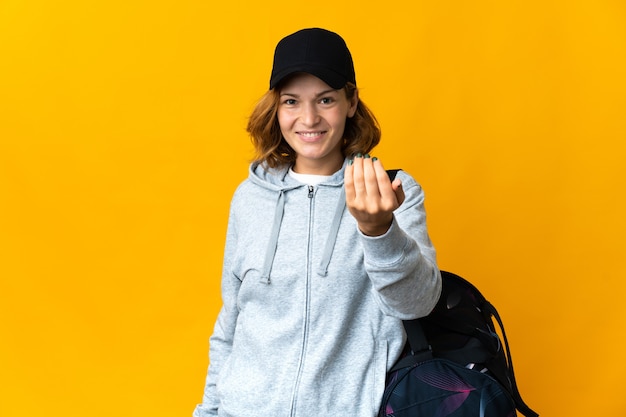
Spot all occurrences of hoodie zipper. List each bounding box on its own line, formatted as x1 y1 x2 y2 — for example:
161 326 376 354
290 185 315 416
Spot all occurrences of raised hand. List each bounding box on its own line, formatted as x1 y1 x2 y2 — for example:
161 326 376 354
344 154 405 236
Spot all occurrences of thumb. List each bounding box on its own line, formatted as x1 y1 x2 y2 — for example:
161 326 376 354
392 179 405 206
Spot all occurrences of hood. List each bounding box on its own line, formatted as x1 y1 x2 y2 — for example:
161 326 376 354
247 160 348 191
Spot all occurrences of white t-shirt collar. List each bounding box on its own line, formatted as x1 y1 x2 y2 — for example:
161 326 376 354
288 167 333 186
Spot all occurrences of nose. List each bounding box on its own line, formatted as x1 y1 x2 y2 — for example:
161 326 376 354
301 102 320 126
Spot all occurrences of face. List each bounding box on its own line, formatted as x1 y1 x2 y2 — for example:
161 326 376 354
277 73 358 175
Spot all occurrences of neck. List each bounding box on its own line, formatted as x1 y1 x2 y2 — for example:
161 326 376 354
292 156 344 175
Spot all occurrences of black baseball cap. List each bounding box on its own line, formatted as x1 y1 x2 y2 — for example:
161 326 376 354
269 28 356 90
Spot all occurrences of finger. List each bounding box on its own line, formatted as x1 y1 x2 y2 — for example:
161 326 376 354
362 155 380 196
351 155 366 196
372 158 392 189
344 158 355 201
372 158 396 202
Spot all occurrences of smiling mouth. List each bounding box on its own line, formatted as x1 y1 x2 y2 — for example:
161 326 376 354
298 131 326 140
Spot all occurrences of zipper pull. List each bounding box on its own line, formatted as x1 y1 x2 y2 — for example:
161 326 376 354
308 185 314 198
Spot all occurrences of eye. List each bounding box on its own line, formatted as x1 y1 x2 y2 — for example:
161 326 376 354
283 98 297 105
319 97 334 105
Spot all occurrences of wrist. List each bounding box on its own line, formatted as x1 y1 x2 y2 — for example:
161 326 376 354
358 217 393 237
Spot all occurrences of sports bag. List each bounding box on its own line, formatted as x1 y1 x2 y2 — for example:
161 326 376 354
379 270 538 417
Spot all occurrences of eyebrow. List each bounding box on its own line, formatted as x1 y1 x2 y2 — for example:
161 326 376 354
280 89 338 98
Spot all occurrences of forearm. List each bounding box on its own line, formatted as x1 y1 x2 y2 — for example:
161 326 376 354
361 217 441 319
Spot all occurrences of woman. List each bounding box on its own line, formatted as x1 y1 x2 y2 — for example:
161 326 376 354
193 28 441 417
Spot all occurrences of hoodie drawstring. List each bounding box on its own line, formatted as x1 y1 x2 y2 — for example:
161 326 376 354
318 188 346 277
261 186 346 284
261 190 285 284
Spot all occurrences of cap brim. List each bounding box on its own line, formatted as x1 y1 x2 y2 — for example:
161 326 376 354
270 65 348 90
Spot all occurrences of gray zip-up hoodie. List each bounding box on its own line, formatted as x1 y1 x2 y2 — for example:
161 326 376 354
193 160 441 417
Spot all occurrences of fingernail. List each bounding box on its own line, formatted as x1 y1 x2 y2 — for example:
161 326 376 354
364 153 370 158
372 157 378 162
348 158 354 165
356 153 363 158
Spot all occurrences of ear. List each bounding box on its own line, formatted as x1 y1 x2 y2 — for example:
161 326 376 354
347 89 359 118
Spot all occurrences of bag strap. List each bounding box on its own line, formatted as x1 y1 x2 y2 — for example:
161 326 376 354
403 318 430 353
485 301 539 417
386 169 401 181
389 319 433 372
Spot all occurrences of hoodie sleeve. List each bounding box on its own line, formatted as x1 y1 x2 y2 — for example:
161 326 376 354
193 200 241 417
359 171 441 320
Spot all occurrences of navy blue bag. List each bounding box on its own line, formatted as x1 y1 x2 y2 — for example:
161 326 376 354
379 271 538 417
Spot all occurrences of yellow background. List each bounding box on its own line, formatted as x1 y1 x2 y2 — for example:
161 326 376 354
1 1 625 416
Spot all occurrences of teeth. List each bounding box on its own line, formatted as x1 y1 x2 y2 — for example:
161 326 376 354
300 132 323 137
